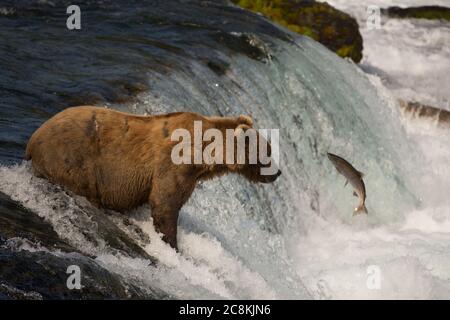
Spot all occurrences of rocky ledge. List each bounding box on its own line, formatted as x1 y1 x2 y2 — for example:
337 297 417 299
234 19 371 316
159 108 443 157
231 0 363 62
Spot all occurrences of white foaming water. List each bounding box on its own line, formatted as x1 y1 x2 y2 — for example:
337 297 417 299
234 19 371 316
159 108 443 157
321 0 450 110
293 202 450 299
291 70 450 299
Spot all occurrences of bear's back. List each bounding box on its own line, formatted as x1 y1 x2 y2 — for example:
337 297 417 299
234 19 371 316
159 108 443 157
25 106 161 210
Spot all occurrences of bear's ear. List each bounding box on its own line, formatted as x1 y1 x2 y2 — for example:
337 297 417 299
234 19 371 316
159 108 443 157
233 123 252 137
237 115 253 127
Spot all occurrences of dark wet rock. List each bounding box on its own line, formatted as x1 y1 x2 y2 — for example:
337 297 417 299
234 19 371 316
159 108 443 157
231 0 363 62
0 191 166 299
0 248 164 299
0 192 75 252
89 206 155 261
382 6 450 22
0 282 42 300
399 100 450 128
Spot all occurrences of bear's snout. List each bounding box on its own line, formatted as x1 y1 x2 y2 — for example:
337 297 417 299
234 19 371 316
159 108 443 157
258 168 282 183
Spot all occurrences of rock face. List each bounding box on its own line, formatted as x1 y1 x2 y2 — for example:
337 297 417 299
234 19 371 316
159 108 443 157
399 100 450 128
0 192 164 299
0 249 152 299
382 6 450 22
0 192 74 253
231 0 363 62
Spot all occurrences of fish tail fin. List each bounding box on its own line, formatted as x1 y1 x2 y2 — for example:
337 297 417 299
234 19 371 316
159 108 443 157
354 204 368 215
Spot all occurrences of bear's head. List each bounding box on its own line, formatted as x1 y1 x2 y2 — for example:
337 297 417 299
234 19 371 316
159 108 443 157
225 118 281 184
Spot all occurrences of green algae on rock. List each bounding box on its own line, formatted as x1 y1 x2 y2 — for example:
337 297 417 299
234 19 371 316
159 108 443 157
231 0 363 62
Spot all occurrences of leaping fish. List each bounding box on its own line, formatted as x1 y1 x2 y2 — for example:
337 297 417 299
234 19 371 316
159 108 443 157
327 152 368 215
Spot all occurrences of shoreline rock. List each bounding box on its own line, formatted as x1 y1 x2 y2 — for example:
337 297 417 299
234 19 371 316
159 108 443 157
0 191 163 299
399 100 450 128
231 0 363 62
381 6 450 22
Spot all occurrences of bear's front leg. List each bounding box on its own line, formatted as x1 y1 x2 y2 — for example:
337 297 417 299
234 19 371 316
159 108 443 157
151 204 180 250
149 173 197 251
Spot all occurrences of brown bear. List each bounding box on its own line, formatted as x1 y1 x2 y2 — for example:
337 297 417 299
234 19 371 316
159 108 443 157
25 106 281 249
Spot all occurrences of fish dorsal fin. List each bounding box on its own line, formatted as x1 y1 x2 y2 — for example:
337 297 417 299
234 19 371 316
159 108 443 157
353 191 358 197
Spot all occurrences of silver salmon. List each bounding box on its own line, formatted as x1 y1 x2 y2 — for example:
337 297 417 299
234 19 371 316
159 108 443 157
327 153 368 215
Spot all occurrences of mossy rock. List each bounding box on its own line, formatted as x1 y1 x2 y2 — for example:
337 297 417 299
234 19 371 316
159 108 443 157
231 0 363 62
381 6 450 21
